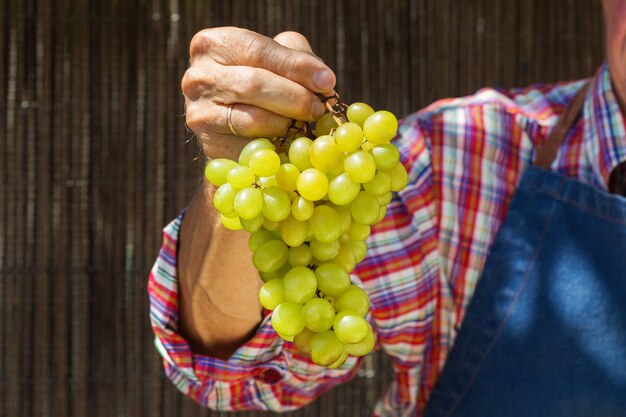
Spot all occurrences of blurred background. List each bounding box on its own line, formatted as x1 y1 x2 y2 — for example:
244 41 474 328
1 0 604 416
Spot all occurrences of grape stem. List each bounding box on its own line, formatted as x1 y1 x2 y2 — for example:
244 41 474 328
315 93 348 126
275 93 348 151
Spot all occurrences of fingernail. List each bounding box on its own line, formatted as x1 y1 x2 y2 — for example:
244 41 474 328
312 69 334 90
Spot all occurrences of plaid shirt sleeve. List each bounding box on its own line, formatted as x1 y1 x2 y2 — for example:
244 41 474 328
148 213 362 411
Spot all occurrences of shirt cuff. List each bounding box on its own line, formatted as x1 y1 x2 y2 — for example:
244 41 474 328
148 211 361 411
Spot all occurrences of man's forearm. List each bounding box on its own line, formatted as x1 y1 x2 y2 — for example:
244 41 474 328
177 180 264 359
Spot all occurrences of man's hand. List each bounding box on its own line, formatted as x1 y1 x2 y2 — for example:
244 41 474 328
181 27 336 160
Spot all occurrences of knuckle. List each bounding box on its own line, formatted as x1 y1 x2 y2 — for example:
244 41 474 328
184 110 204 134
185 104 215 134
238 69 264 98
180 67 199 96
242 35 266 64
273 31 310 49
181 66 217 100
189 29 217 58
279 54 300 77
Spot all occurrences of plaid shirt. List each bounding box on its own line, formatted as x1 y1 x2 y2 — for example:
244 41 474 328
148 63 626 417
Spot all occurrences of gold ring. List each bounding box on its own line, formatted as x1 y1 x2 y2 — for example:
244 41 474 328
227 104 239 136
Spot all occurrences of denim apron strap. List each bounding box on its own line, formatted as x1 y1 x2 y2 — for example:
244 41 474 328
423 86 626 417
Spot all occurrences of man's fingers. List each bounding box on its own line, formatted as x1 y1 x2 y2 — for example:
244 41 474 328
186 100 293 140
273 31 316 56
183 62 326 121
190 27 336 93
272 31 337 100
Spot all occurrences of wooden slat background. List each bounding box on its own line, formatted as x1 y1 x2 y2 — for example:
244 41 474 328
0 0 604 416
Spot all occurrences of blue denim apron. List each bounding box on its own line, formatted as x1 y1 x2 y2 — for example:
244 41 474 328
424 86 626 417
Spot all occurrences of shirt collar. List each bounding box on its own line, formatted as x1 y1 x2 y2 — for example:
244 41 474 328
583 62 626 188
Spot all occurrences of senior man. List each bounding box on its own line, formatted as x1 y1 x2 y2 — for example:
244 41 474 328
148 1 626 416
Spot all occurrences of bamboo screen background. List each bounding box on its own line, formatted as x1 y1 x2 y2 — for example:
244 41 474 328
1 0 603 416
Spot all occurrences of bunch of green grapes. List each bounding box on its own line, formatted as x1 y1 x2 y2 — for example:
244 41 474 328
204 99 408 368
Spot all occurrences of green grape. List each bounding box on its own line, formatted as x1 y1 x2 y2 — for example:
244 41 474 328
346 102 375 128
309 205 342 243
303 297 336 332
361 142 375 151
333 122 364 152
347 284 370 298
335 286 370 317
293 328 316 354
262 187 291 222
363 171 391 196
344 326 376 357
288 244 313 266
330 245 357 273
375 206 387 224
234 187 264 219
227 165 255 189
362 110 398 144
258 175 279 188
248 230 276 251
339 232 351 244
314 112 339 137
345 239 367 263
213 183 237 215
309 239 341 261
220 214 242 230
333 311 369 344
309 135 343 173
240 212 265 233
249 148 281 177
348 222 371 241
271 302 305 337
280 215 309 247
277 332 294 342
328 173 360 205
258 278 285 310
350 191 380 225
297 168 329 201
205 159 238 186
377 191 393 206
275 163 300 192
305 228 316 243
310 330 345 366
344 151 377 183
327 350 349 369
322 293 336 306
239 138 275 166
283 266 318 303
335 205 352 233
370 143 400 170
259 263 290 282
387 162 409 192
253 240 289 272
288 137 314 171
291 196 315 221
262 218 280 231
315 262 351 297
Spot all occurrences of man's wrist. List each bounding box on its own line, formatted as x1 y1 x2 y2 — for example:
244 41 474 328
177 179 264 359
